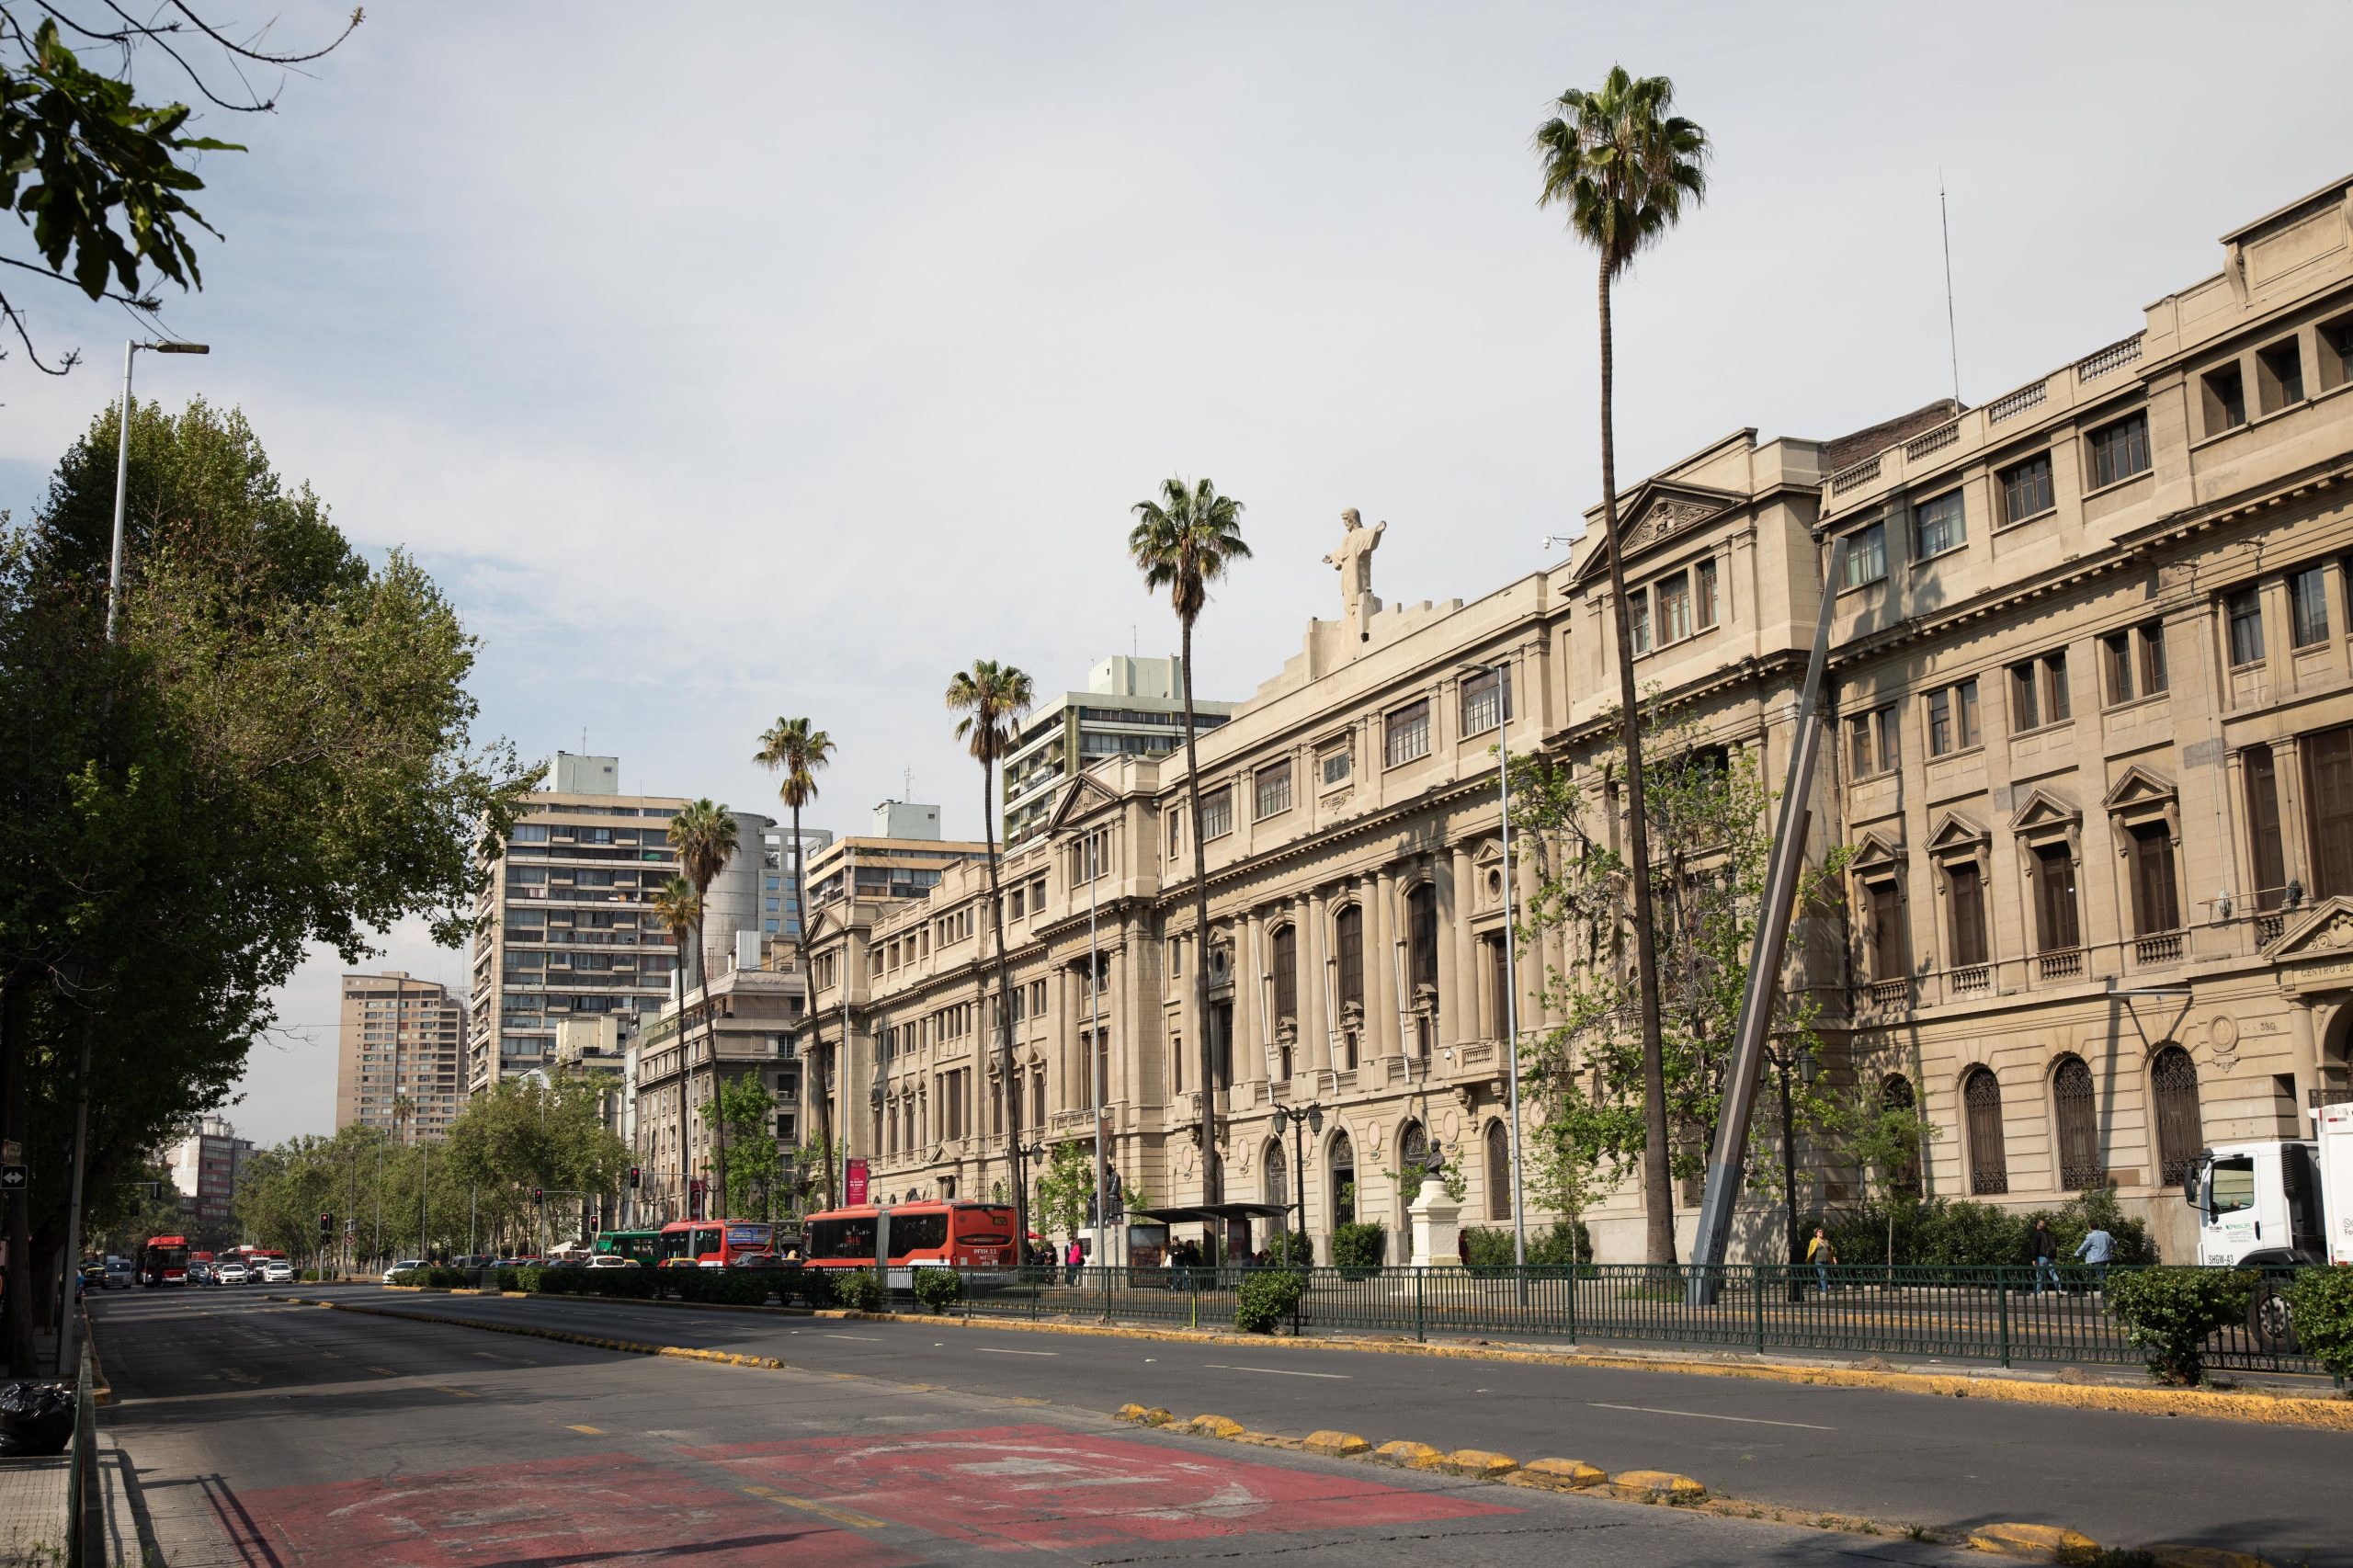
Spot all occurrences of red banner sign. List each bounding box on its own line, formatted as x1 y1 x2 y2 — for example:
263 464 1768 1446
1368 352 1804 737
845 1158 869 1206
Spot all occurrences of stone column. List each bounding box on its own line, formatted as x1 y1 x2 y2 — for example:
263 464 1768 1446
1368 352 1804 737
1303 892 1330 1074
1370 868 1399 1062
2290 998 2321 1129
1448 841 1477 1042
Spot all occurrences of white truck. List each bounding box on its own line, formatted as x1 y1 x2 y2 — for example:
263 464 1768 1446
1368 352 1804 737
2183 1099 2353 1346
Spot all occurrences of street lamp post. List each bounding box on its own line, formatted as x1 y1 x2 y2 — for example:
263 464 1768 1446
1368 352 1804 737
59 339 208 1375
1084 826 1110 1271
1765 1039 1819 1300
1268 1102 1324 1261
1460 661 1528 1267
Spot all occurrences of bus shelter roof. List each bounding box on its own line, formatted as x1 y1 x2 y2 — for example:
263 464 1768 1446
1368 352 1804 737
1130 1202 1290 1226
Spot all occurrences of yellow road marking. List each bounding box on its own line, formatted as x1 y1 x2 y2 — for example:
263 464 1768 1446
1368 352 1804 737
218 1369 258 1385
366 1366 396 1375
566 1424 604 1435
742 1484 885 1529
434 1385 479 1399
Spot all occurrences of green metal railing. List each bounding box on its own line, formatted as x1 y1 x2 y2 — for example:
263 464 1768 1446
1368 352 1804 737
938 1262 2323 1376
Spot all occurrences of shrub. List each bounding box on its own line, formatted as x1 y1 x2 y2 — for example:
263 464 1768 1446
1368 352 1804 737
1331 1222 1386 1274
913 1267 964 1315
1259 1232 1314 1267
833 1268 885 1312
2287 1267 2353 1380
787 1267 837 1309
2027 1186 2158 1267
1461 1221 1592 1271
2103 1267 2254 1383
1234 1267 1308 1334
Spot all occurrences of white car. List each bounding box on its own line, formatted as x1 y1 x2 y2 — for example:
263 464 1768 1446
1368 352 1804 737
258 1260 294 1284
585 1255 637 1269
382 1259 426 1284
214 1262 250 1285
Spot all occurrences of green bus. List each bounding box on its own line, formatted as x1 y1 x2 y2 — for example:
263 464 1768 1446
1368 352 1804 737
593 1229 662 1267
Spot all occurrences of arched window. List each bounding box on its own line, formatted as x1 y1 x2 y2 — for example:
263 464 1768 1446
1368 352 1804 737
1881 1074 1921 1197
2052 1054 2099 1190
1264 1139 1289 1209
1963 1067 2007 1195
1485 1120 1512 1221
2151 1046 2203 1185
1329 1131 1356 1227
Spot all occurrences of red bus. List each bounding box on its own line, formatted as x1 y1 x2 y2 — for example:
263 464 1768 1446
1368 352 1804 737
658 1220 774 1268
801 1202 1017 1283
136 1235 190 1286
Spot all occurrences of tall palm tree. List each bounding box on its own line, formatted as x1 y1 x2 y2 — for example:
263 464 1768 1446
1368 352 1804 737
753 718 838 1208
1128 476 1250 1218
650 875 701 1220
1534 66 1710 1266
946 660 1036 1251
669 799 741 1219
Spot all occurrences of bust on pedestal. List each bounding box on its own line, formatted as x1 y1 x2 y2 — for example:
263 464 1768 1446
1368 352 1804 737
1407 1175 1462 1268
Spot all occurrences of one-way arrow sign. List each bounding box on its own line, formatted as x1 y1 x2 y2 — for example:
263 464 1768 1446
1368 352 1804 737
0 1165 28 1190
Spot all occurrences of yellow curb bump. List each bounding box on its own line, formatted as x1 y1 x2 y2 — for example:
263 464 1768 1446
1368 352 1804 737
1373 1440 1444 1470
1609 1470 1707 1504
1513 1458 1606 1491
1965 1523 2099 1559
1116 1403 1151 1423
1439 1449 1518 1479
1186 1415 1245 1438
2148 1549 2273 1568
1302 1430 1370 1457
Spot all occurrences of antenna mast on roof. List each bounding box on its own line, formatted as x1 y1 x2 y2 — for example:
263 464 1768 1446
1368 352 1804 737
1940 174 1962 408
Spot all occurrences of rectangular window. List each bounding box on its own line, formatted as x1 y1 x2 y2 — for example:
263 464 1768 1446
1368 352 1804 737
1655 572 1692 642
2227 587 2266 666
2203 362 2247 435
1868 881 1905 981
1628 586 1652 654
1927 679 1980 756
2140 623 2168 695
2306 725 2353 901
2086 413 2151 488
2041 652 2070 723
1843 521 1887 587
1461 665 1512 736
1915 491 1966 558
1948 862 1989 968
1384 699 1431 767
2103 625 2170 705
2009 660 2040 732
2034 845 2081 953
2257 337 2305 413
512 824 551 844
2327 317 2353 388
2129 824 2180 936
1927 688 1952 756
2102 631 2133 706
2290 564 2330 648
2246 746 2287 911
1847 704 1897 778
1198 788 1232 840
1253 761 1292 821
1693 557 1720 629
1997 454 2055 525
1319 745 1351 787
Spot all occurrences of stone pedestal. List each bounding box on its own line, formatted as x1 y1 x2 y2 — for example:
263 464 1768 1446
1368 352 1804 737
1407 1176 1462 1268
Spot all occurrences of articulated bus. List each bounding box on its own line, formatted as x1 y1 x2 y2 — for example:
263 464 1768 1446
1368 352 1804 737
657 1219 774 1268
136 1235 190 1286
592 1229 662 1268
801 1202 1017 1287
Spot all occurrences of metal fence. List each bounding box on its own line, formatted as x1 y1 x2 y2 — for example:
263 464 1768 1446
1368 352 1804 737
939 1263 2325 1377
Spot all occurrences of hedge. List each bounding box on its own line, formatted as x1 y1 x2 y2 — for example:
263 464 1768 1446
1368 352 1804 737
1461 1221 1592 1271
2288 1267 2353 1380
913 1267 963 1314
1331 1222 1387 1275
2103 1267 2256 1383
1234 1268 1308 1334
1802 1186 2158 1270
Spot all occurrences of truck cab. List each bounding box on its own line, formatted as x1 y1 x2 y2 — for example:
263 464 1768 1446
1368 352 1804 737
2183 1102 2353 1267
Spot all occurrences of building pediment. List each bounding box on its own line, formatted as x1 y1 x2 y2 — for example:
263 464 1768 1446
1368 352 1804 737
1850 830 1905 877
2010 788 2081 836
2102 763 2177 814
1570 480 1745 587
1043 770 1123 836
1926 811 1990 858
2263 896 2353 960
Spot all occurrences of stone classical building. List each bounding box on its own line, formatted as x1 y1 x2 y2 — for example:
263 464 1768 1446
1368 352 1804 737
800 175 2353 1264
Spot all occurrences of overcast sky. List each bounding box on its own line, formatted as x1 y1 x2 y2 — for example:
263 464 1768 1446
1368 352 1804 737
6 2 2348 1146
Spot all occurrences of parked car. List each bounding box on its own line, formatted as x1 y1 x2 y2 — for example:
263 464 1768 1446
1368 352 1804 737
103 1256 134 1290
585 1255 638 1269
213 1261 250 1285
186 1262 213 1286
258 1259 295 1284
381 1259 425 1284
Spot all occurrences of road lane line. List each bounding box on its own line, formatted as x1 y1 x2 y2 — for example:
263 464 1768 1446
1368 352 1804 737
434 1385 480 1399
975 1347 1058 1357
566 1424 605 1435
822 1334 884 1342
366 1366 396 1375
1203 1364 1350 1379
743 1484 886 1528
1587 1402 1835 1431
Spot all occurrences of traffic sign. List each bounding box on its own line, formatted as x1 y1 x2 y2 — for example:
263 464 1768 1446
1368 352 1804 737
0 1165 26 1191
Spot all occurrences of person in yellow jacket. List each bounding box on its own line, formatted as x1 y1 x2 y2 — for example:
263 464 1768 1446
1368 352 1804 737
1805 1227 1836 1295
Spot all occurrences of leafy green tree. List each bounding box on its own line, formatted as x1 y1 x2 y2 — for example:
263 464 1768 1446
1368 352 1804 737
0 6 358 373
701 1073 782 1220
438 1073 626 1252
946 660 1036 1251
1035 1141 1095 1243
752 717 835 1203
92 1159 182 1256
1823 1078 1941 1269
0 396 526 1367
1127 477 1250 1208
1533 68 1711 1264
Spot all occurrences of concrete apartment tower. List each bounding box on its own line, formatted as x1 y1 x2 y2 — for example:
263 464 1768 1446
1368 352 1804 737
1000 655 1237 845
335 971 466 1142
468 753 775 1094
164 1114 253 1245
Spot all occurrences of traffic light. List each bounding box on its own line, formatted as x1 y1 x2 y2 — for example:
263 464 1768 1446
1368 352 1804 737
532 1187 544 1206
318 1212 333 1237
628 1166 641 1190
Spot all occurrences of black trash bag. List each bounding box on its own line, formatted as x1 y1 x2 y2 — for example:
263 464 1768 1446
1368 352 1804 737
0 1381 74 1456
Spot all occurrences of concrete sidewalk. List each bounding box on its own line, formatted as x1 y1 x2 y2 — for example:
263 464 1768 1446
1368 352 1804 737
0 1452 70 1563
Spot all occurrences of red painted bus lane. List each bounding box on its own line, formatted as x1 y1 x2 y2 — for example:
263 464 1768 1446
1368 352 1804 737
685 1423 1519 1552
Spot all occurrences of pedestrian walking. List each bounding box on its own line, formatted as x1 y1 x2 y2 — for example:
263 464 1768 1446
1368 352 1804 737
2074 1221 2114 1292
2030 1219 2060 1295
1064 1237 1083 1287
1805 1226 1836 1296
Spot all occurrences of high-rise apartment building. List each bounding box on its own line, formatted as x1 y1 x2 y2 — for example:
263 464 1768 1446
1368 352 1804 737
336 971 467 1142
468 754 775 1092
164 1114 252 1244
759 825 834 941
1001 656 1236 845
801 800 989 912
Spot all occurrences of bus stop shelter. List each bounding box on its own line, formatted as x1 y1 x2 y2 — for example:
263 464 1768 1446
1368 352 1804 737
1130 1202 1291 1264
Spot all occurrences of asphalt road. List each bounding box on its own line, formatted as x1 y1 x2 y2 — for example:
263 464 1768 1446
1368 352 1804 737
236 1282 2349 1562
88 1289 1990 1567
